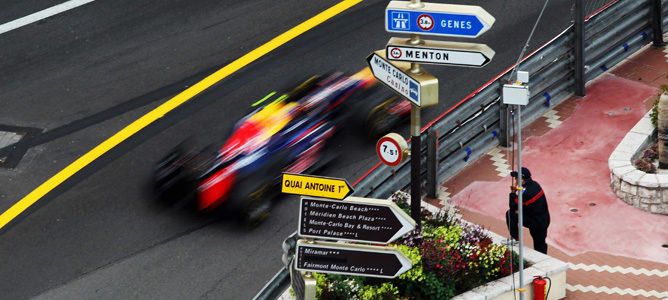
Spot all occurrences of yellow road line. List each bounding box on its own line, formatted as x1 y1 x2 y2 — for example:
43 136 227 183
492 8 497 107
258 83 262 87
0 0 364 230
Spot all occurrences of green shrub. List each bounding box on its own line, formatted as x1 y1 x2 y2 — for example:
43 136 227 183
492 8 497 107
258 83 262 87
358 282 399 300
651 98 659 128
651 85 668 128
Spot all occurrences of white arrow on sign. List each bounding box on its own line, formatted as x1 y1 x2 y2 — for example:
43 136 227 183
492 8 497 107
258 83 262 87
366 50 438 107
386 38 495 68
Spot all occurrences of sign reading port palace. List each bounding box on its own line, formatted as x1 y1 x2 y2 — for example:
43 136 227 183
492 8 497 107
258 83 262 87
298 196 415 244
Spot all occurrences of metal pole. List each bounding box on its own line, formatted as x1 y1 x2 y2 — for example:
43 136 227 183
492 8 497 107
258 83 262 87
652 0 665 47
408 0 422 231
499 96 510 147
574 0 585 96
516 104 525 300
427 128 438 198
411 104 422 231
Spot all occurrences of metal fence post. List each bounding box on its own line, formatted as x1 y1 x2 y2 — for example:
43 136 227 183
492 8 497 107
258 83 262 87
426 128 438 198
574 0 585 97
498 79 511 147
652 0 665 47
499 104 510 147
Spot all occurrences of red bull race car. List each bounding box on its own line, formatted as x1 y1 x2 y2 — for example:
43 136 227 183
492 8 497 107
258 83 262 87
153 69 410 226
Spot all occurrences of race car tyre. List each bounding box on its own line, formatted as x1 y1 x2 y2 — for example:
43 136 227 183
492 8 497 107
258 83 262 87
153 145 199 208
365 95 405 139
226 150 286 228
242 183 273 228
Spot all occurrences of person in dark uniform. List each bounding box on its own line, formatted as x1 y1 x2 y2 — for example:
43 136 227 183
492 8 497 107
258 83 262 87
505 167 550 254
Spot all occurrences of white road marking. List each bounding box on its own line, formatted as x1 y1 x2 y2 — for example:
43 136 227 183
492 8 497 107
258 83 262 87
0 0 96 35
487 147 511 177
542 108 563 129
569 263 668 277
567 284 668 299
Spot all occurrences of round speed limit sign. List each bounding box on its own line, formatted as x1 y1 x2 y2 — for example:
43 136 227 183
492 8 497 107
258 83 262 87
377 133 408 167
417 14 434 31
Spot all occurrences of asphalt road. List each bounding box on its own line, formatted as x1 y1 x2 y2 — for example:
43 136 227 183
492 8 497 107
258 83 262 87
0 0 574 299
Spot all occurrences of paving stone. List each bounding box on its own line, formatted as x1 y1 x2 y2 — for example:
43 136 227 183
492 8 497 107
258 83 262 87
470 279 511 299
650 204 667 214
612 165 636 178
608 150 633 162
608 159 631 170
499 267 544 287
621 132 650 148
638 188 660 203
611 176 621 191
630 118 655 135
637 173 659 188
621 170 645 185
450 290 485 300
620 180 638 194
522 247 550 264
615 189 627 201
531 257 569 276
613 142 637 155
656 174 668 188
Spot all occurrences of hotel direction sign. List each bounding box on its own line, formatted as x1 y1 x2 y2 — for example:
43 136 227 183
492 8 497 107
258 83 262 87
295 240 412 279
298 196 415 244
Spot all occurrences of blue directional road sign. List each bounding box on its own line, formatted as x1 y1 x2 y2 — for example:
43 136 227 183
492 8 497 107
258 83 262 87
385 1 495 38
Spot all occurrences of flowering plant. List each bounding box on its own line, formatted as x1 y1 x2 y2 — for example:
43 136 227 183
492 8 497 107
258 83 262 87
313 191 523 299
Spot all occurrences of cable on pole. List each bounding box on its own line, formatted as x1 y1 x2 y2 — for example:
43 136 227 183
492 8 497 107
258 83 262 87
508 0 551 83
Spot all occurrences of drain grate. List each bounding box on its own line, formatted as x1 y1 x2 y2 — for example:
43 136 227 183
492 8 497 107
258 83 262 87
0 125 42 169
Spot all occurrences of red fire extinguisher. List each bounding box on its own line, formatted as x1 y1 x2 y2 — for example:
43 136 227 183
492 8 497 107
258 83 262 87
533 276 551 300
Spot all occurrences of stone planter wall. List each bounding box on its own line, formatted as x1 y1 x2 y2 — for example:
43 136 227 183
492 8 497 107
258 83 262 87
422 203 568 300
609 112 668 215
451 230 568 300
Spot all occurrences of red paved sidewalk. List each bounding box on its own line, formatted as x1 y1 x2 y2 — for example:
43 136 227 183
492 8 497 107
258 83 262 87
425 42 668 299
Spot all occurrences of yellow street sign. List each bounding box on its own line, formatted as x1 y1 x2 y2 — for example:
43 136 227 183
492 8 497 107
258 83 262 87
281 173 353 200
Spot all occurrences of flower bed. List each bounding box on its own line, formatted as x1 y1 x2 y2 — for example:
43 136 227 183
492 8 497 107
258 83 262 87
311 191 525 299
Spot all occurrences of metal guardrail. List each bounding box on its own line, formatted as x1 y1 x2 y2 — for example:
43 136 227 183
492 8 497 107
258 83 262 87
253 1 667 299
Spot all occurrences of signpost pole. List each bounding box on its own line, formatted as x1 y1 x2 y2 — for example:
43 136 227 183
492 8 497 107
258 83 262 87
410 103 421 232
409 22 423 231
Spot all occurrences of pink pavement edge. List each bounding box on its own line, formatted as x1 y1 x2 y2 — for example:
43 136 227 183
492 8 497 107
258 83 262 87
450 74 668 264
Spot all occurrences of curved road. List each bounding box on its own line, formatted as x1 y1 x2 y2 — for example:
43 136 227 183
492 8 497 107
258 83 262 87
0 0 574 298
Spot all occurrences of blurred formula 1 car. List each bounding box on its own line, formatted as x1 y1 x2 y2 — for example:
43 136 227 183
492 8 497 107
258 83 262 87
153 69 384 226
